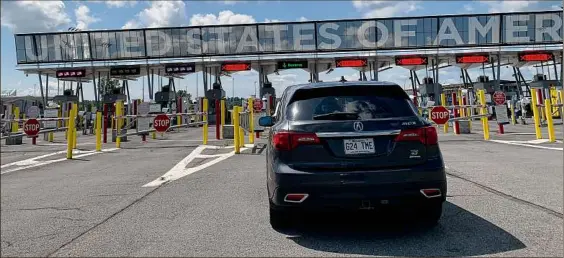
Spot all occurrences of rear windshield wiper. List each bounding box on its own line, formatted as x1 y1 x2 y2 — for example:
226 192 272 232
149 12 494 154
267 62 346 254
312 112 359 120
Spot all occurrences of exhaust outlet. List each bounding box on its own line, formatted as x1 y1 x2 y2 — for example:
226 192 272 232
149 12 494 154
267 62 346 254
420 189 442 198
284 193 309 203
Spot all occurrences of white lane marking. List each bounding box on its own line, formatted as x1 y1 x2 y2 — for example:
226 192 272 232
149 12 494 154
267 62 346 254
490 140 563 151
1 148 119 175
143 145 249 188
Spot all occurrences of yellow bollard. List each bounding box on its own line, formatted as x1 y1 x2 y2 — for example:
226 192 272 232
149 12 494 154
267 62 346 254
440 94 448 133
239 110 245 148
152 131 156 139
72 103 78 149
115 100 122 148
248 98 255 144
233 106 240 154
510 102 517 125
458 90 465 117
202 98 208 145
11 107 19 133
49 132 54 142
544 96 556 142
96 111 102 151
66 105 75 159
478 90 490 140
530 89 543 140
221 99 226 138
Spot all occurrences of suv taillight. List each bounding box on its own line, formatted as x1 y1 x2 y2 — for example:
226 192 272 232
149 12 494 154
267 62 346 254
273 131 321 150
394 126 438 145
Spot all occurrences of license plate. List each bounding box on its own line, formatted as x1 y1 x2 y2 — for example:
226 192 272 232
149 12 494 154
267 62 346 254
343 138 375 155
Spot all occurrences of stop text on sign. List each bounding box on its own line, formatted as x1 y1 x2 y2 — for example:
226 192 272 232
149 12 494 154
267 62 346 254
221 63 251 72
24 119 41 136
456 54 489 64
430 106 450 125
395 56 428 66
335 59 367 68
153 114 171 133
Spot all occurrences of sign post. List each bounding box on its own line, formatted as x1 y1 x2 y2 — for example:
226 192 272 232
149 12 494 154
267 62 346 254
430 106 450 125
153 114 170 133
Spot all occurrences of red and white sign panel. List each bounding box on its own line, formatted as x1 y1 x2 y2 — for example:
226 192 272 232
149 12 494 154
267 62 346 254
395 56 428 66
493 91 506 105
153 114 170 133
24 119 41 136
253 99 263 111
518 52 553 62
221 63 251 72
456 54 489 64
430 106 450 125
335 59 367 68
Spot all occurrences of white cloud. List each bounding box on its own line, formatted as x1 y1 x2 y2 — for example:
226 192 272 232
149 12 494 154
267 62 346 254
352 1 421 18
123 1 187 28
1 1 71 33
298 17 308 22
190 10 256 26
106 0 137 8
223 0 240 5
264 18 282 23
463 4 474 12
75 5 100 30
479 1 539 13
122 20 141 29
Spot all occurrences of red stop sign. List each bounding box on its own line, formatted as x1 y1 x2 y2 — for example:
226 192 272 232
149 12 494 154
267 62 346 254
24 119 41 136
430 106 450 125
493 91 506 105
153 114 170 133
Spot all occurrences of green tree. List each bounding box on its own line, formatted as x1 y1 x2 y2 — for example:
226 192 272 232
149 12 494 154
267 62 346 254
176 90 192 103
99 78 121 95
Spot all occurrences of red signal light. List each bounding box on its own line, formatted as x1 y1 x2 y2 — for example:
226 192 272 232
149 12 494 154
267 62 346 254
335 59 367 68
395 56 428 66
456 55 489 64
221 63 251 72
518 52 553 62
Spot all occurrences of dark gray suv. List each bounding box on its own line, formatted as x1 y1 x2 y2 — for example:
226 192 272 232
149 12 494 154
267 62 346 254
258 81 446 230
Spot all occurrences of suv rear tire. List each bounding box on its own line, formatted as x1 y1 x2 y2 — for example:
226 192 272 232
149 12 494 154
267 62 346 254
419 202 443 225
269 203 293 231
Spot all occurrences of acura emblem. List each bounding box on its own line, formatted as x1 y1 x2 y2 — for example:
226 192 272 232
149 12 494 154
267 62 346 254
353 121 364 131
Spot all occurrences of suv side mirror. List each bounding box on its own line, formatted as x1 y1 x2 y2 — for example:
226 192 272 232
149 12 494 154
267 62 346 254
258 116 275 127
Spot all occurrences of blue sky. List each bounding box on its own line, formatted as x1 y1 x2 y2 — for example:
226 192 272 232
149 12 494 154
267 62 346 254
1 1 561 99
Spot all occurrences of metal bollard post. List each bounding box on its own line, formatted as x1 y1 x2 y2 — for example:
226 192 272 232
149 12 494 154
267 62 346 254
544 96 556 142
66 105 76 159
233 106 240 154
530 89 543 140
73 103 78 149
248 98 254 144
12 107 19 133
215 99 221 140
478 89 490 140
440 94 448 133
221 99 226 137
203 98 208 145
96 111 102 151
115 100 122 148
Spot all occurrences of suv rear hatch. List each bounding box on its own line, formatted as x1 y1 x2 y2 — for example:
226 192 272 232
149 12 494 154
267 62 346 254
275 84 439 171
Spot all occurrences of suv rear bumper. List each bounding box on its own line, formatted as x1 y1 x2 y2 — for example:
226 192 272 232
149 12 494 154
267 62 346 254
269 165 446 211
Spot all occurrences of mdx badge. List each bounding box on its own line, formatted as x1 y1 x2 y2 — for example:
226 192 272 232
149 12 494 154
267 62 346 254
353 121 364 132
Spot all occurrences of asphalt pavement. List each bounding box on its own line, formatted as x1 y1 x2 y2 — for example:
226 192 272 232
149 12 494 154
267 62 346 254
1 124 562 257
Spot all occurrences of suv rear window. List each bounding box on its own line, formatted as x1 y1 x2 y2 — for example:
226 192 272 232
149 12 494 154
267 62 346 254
286 85 418 121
